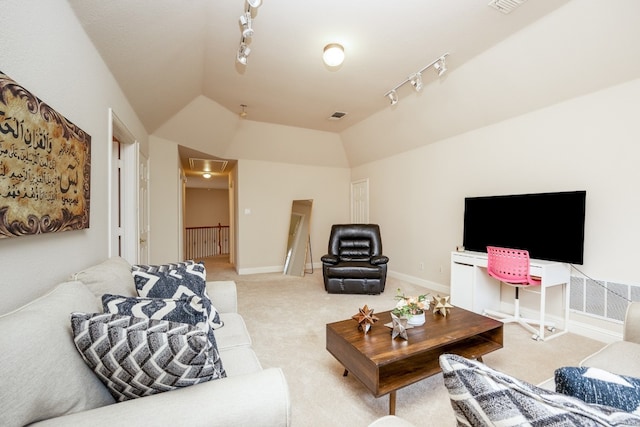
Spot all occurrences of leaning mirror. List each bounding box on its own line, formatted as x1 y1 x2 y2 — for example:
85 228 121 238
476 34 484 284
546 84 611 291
283 199 313 276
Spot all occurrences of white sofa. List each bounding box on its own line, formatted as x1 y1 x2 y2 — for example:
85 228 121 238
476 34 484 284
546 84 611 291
0 257 291 427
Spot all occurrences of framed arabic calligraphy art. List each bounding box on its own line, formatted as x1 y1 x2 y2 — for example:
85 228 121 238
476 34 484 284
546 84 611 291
0 71 90 238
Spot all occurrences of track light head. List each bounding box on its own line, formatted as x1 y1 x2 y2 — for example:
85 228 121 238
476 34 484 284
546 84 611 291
386 90 399 105
239 13 253 38
433 57 447 76
236 43 251 65
409 72 423 92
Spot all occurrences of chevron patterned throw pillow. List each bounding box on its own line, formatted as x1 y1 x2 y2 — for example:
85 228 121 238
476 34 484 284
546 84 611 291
71 312 222 401
131 261 223 329
101 294 225 379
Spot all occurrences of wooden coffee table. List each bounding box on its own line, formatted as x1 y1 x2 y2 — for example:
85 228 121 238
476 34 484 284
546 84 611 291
326 307 503 415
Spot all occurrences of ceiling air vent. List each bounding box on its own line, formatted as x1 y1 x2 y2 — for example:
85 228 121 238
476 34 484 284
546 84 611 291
328 111 347 121
488 0 527 14
188 158 228 173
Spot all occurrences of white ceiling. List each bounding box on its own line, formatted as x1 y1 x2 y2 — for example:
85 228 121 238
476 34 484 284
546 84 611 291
68 0 572 136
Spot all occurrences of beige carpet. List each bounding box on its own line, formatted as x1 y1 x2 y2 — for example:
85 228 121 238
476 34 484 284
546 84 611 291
205 257 605 426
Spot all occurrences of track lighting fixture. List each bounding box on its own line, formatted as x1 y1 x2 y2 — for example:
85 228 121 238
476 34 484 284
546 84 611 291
235 1 263 66
387 90 399 106
237 43 250 65
239 104 248 118
239 12 253 39
433 57 447 76
409 72 423 92
383 52 449 105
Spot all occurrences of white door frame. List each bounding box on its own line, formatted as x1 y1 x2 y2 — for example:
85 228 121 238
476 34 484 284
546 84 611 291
108 109 139 264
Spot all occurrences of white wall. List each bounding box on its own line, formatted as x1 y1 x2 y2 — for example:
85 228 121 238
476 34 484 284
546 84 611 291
236 159 350 273
148 136 181 264
352 78 640 327
0 1 147 314
150 97 351 273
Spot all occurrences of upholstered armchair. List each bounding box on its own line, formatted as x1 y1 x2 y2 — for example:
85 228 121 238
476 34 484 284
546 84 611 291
321 224 389 294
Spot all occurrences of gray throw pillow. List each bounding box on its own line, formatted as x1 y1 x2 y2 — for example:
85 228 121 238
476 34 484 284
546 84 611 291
101 294 225 380
131 261 223 329
71 312 222 402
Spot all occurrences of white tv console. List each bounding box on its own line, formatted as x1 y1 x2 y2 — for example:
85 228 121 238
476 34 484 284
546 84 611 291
450 251 571 340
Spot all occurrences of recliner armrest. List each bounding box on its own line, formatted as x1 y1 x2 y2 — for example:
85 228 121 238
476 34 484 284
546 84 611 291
370 255 389 265
321 254 339 265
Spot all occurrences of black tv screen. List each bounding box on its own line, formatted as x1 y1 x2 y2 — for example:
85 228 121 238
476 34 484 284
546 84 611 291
462 191 586 264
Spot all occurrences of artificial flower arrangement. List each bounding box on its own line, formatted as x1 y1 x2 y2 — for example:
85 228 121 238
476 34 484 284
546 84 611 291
392 288 431 318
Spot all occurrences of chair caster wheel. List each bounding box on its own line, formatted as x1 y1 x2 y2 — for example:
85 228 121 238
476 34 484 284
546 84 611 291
547 326 556 332
531 334 542 341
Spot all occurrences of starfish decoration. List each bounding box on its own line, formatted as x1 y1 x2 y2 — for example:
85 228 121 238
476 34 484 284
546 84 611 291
432 295 454 317
390 313 408 340
352 304 379 334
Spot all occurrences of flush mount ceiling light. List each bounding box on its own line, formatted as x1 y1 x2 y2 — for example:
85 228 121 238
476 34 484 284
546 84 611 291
383 52 449 105
235 1 263 66
202 173 212 179
322 43 345 67
239 104 248 118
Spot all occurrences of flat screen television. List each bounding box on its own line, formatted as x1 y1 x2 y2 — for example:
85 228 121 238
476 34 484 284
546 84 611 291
462 190 586 264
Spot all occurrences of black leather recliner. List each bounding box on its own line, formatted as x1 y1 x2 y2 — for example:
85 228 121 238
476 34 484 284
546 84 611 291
321 224 389 294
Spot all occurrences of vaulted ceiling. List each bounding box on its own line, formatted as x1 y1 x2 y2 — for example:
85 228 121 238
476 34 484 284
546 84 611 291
68 0 572 135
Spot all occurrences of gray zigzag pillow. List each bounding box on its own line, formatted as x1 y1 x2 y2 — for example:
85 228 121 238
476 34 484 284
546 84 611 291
131 261 223 329
71 312 220 402
101 294 225 379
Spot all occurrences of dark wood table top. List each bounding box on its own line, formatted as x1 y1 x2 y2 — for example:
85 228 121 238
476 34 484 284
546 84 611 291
326 307 503 400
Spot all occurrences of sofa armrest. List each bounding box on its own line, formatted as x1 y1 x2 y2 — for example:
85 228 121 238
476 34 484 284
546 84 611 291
33 368 291 427
206 280 237 314
624 302 640 344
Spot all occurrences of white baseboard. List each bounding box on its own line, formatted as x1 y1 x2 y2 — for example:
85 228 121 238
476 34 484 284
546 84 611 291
238 265 283 275
387 270 450 295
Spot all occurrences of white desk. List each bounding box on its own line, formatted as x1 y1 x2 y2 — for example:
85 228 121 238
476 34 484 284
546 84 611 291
450 251 570 340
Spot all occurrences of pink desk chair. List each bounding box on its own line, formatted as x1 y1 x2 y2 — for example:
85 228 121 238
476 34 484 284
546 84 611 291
484 246 555 340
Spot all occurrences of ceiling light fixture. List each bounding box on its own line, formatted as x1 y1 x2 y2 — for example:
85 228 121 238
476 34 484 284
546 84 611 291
239 104 248 118
386 90 399 106
235 1 263 66
409 72 423 92
239 12 253 39
236 43 250 65
383 52 449 105
433 57 447 76
202 173 212 179
322 43 345 67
